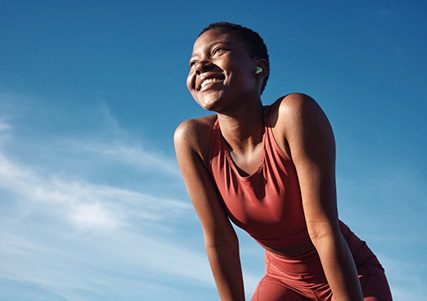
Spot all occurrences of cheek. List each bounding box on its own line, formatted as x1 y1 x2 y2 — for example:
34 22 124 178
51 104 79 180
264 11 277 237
226 61 252 81
236 66 256 88
186 72 195 91
186 74 199 101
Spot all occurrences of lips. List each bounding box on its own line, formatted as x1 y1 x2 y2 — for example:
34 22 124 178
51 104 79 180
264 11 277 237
196 73 225 91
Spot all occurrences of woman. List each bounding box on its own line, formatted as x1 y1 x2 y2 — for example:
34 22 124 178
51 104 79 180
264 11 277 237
174 22 392 301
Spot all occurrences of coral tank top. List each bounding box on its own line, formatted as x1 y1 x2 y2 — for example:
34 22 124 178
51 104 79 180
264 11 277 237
207 105 316 254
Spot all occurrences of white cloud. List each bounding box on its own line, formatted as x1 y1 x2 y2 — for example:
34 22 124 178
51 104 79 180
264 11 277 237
69 202 120 230
0 104 217 300
0 141 263 300
80 142 181 177
0 153 189 232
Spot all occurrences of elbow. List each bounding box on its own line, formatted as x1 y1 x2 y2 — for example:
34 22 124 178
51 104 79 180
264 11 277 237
307 222 341 248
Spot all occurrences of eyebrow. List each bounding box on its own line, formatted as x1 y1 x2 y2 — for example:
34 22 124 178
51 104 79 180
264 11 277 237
190 40 230 59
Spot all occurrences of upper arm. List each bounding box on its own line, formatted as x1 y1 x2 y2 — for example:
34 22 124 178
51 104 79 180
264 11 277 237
279 93 339 241
173 119 238 247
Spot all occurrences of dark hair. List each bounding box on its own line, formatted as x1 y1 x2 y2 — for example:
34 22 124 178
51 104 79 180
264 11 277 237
199 22 270 94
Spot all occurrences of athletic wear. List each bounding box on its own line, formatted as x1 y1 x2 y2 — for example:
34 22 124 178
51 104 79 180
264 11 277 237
207 105 392 300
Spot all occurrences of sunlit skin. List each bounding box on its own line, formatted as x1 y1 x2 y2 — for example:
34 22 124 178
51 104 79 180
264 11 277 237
186 29 269 167
186 29 260 112
175 28 368 301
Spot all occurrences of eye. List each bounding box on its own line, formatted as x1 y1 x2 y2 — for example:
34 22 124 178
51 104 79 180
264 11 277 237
212 47 224 55
189 60 197 68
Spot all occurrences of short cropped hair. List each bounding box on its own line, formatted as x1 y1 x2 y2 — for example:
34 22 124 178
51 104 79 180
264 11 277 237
199 22 270 94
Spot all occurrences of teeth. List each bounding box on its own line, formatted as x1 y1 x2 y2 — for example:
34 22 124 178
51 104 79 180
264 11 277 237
200 78 221 89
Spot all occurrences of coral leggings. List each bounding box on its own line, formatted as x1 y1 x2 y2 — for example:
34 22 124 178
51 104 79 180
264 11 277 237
251 233 392 300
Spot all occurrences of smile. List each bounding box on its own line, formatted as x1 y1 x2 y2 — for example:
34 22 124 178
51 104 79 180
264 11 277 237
196 73 225 91
200 78 223 90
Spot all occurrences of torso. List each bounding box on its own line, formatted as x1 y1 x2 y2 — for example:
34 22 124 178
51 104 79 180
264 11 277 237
202 101 316 257
186 94 365 262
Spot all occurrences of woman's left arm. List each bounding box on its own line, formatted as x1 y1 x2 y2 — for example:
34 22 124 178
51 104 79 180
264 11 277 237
280 93 363 301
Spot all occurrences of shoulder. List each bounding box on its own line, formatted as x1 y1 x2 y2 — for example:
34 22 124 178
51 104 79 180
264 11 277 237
174 114 217 162
272 93 325 122
268 93 334 159
270 92 332 134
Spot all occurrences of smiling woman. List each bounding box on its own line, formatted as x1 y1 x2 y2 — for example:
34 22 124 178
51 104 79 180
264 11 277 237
186 23 269 113
174 22 392 301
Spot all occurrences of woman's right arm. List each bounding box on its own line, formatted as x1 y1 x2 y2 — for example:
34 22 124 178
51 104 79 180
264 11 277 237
174 119 246 301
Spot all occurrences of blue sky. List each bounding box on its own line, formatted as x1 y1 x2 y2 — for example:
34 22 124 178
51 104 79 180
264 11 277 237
0 1 426 300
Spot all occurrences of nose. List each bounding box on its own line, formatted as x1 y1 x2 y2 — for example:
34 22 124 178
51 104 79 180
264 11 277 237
194 60 212 75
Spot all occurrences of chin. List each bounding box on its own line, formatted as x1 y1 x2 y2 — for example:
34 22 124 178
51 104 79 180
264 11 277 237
197 91 226 112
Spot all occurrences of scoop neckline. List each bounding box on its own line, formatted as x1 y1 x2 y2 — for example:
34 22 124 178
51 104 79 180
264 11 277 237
224 134 266 181
219 106 268 181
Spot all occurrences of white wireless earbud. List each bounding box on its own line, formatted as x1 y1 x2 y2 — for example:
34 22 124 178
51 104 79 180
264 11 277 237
255 66 263 74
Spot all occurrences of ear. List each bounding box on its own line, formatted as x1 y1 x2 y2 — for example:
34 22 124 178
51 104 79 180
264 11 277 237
254 59 269 77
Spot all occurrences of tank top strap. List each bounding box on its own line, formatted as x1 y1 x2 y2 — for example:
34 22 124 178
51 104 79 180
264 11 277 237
263 104 274 148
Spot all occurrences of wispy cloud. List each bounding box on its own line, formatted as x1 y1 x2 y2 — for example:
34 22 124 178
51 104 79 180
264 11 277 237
0 95 221 300
0 93 265 300
79 141 181 177
0 137 190 233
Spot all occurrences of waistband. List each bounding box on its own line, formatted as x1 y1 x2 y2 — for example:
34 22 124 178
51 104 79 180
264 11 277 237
264 222 381 274
265 246 322 275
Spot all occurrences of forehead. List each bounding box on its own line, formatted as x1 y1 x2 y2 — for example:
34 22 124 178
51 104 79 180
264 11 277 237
191 29 245 55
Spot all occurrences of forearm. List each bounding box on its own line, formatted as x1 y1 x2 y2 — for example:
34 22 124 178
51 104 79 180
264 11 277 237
312 233 363 301
205 243 245 301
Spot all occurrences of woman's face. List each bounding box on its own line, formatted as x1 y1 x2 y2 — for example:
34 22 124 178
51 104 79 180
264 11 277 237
186 29 259 112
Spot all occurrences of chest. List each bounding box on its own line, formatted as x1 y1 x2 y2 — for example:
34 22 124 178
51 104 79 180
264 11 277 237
213 152 306 238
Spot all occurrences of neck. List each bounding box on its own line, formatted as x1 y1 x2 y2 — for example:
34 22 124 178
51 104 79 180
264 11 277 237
216 100 265 154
